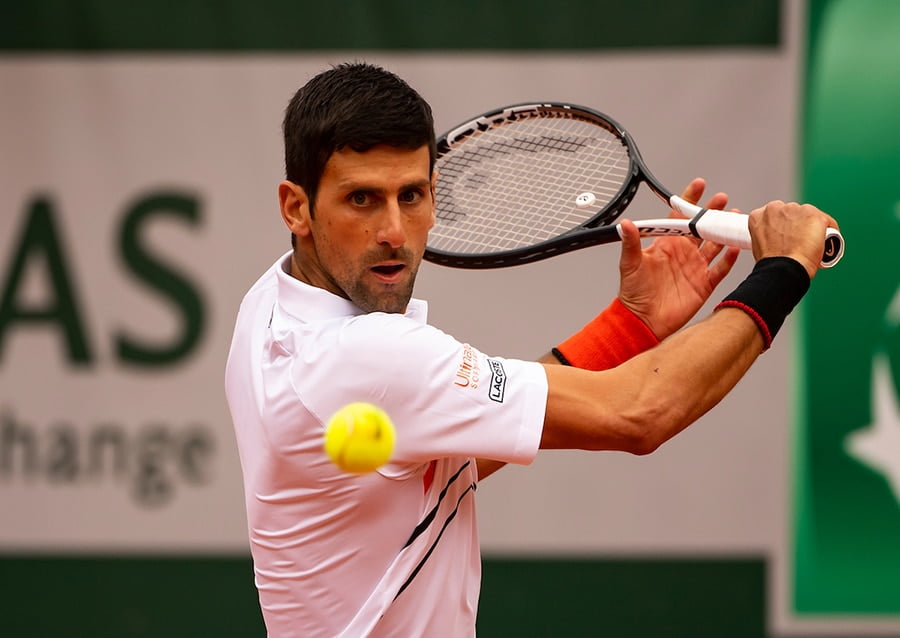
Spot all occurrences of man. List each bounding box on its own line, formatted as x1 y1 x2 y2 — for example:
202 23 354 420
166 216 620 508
225 62 837 637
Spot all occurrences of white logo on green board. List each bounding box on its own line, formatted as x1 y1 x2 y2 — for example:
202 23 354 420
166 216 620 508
845 350 900 507
845 281 900 506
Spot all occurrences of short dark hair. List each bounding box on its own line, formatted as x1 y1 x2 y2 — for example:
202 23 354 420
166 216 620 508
283 62 437 216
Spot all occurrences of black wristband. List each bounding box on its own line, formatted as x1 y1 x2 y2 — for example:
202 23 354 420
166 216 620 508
550 347 572 366
715 256 810 350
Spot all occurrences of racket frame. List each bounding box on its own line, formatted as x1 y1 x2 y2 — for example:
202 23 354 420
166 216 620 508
424 102 843 269
425 102 682 268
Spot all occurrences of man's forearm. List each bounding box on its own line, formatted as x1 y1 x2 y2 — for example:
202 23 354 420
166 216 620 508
540 305 764 454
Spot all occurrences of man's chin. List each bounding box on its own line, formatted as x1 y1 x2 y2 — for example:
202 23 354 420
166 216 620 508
351 284 414 314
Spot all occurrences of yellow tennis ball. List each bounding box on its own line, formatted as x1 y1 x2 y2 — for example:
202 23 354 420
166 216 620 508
324 402 396 473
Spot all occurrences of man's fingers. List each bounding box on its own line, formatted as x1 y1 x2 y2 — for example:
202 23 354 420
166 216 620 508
703 192 729 213
618 219 643 274
699 239 726 263
708 246 741 288
679 177 706 206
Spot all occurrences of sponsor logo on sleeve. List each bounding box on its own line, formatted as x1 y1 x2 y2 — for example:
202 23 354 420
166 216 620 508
454 344 480 389
487 358 507 403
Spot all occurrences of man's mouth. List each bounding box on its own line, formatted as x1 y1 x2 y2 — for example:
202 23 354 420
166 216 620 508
372 264 404 274
370 263 406 282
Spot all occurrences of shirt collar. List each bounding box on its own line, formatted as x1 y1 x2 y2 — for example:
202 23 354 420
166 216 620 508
274 251 428 324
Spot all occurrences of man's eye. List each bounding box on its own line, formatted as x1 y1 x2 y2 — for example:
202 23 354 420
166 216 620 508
349 192 371 206
400 189 423 204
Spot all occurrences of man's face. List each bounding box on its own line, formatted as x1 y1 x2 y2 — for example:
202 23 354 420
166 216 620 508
296 145 436 314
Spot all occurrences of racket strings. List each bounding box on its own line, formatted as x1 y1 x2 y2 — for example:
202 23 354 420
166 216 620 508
430 115 631 255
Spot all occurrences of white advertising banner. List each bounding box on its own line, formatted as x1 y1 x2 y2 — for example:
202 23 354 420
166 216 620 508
0 48 799 554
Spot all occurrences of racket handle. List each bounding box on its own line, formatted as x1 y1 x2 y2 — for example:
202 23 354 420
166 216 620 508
669 198 844 268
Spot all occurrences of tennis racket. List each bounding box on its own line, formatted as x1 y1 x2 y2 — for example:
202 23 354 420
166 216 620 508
423 102 844 269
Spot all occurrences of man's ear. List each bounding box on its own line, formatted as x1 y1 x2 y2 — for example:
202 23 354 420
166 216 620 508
278 180 311 237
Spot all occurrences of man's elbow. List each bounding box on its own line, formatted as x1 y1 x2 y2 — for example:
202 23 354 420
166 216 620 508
621 403 692 456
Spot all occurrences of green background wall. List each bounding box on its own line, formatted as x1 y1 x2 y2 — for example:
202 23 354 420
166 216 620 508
2 556 765 637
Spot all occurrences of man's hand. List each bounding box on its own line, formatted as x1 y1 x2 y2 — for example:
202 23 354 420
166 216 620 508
617 178 741 339
748 200 838 279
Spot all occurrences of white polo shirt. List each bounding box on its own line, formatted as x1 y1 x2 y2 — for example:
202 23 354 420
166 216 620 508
225 252 548 637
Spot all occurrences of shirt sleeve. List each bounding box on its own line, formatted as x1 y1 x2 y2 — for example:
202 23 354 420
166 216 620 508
291 312 547 467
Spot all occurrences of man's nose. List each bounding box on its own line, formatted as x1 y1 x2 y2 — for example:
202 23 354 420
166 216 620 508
376 202 407 248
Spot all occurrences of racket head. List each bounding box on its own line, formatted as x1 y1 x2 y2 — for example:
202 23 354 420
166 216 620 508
424 103 645 268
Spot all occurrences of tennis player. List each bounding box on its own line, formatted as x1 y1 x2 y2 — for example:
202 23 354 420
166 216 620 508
224 62 838 637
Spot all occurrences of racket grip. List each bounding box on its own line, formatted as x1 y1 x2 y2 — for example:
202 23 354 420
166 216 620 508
670 202 845 268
